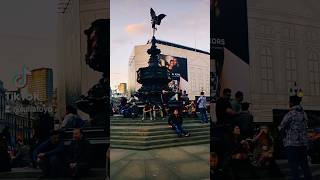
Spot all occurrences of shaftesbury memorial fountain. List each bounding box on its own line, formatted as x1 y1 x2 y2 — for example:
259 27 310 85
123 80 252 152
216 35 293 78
136 8 175 105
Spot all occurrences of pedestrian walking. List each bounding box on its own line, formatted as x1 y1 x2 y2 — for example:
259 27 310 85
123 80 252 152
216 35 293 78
197 91 208 123
278 94 312 180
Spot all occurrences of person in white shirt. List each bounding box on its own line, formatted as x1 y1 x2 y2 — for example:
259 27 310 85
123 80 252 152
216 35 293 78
61 106 84 129
197 91 208 123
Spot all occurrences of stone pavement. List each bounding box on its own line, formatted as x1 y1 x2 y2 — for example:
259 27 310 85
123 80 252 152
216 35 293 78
110 144 210 180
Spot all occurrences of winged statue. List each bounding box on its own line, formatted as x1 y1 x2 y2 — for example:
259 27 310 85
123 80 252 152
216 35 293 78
150 8 166 35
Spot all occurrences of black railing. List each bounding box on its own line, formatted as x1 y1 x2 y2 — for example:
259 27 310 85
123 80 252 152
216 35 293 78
1 113 34 147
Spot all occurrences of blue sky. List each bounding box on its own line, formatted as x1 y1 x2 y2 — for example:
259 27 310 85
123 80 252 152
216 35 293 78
110 0 210 89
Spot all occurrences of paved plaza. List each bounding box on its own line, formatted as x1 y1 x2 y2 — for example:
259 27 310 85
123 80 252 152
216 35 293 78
110 144 210 180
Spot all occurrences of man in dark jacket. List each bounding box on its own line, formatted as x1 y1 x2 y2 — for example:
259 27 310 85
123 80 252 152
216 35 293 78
168 109 190 137
215 88 237 126
235 102 254 139
33 130 64 178
67 128 92 178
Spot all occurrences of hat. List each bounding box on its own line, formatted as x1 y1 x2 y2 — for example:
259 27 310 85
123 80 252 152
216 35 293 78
289 82 303 98
289 82 303 104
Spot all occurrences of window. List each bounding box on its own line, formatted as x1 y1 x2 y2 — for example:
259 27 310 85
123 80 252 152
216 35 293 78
283 27 295 41
285 49 297 89
260 47 273 93
308 51 320 95
258 24 274 39
191 68 197 90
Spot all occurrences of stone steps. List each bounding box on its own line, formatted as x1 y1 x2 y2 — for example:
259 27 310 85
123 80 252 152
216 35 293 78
110 116 210 150
111 135 209 146
111 139 210 150
63 128 108 140
111 127 209 136
111 120 202 126
110 115 204 122
111 131 209 141
111 123 210 132
111 128 210 136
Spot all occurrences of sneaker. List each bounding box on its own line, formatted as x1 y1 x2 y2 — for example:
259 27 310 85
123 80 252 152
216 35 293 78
184 133 190 137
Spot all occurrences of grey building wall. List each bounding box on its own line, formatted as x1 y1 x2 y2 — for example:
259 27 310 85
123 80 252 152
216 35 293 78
247 0 320 122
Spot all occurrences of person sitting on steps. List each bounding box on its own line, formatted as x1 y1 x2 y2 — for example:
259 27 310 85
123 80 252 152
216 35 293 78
142 102 152 121
168 109 190 137
153 103 163 120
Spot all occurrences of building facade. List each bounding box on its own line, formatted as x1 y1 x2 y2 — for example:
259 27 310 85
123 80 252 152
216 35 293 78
29 68 53 102
128 40 210 100
211 0 320 122
213 0 320 122
57 0 109 119
118 83 127 95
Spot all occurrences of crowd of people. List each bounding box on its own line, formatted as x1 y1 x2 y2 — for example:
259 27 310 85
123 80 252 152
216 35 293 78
0 105 95 178
211 88 314 180
211 88 283 179
112 90 211 138
113 90 205 120
0 127 92 178
34 129 92 178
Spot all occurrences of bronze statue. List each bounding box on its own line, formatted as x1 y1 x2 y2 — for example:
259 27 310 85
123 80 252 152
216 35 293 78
136 8 177 106
150 8 166 36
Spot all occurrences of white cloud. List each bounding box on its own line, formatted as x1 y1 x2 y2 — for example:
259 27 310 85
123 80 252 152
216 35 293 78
124 23 148 36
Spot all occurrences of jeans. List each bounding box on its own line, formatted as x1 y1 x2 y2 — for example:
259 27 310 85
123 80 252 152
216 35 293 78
153 110 163 120
173 124 187 136
286 146 312 180
142 111 152 120
199 108 208 123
